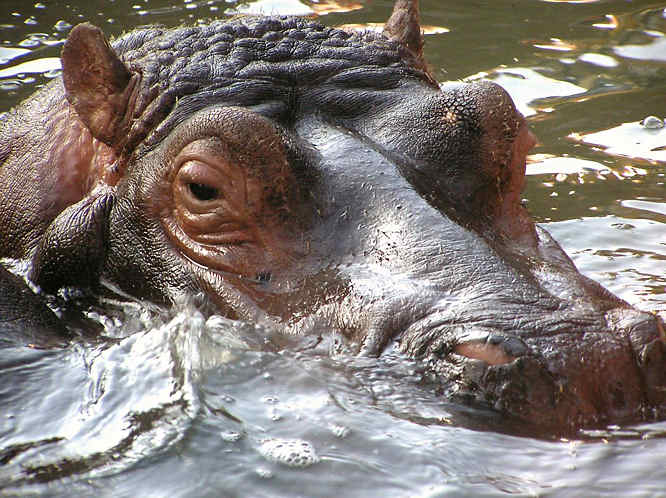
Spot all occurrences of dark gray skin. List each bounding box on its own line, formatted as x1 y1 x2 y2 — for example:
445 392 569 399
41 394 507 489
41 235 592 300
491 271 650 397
0 0 664 431
0 265 72 348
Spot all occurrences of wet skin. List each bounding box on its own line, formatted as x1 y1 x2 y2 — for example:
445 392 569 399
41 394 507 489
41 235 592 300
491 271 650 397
0 0 664 431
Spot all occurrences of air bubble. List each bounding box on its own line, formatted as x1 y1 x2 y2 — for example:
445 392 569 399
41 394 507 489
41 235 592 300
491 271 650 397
255 467 273 479
54 20 72 32
268 407 282 421
18 38 40 48
329 423 350 438
258 438 320 468
220 430 243 442
641 116 664 129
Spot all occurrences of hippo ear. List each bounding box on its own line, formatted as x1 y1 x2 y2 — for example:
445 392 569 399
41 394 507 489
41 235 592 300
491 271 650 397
383 0 436 84
61 23 139 147
383 0 425 60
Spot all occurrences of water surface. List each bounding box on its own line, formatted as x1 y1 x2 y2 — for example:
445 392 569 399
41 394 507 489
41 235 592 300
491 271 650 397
1 1 665 496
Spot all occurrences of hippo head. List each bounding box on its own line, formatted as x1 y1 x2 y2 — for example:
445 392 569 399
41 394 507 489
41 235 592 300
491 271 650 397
0 0 664 431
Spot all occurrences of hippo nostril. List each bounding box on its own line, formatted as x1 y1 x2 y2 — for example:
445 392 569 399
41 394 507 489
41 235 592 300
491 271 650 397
455 342 514 365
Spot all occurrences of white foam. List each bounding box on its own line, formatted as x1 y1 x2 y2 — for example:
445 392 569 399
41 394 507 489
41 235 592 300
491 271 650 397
258 438 320 468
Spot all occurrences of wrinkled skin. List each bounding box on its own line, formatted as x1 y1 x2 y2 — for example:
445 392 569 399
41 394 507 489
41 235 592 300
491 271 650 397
0 0 664 431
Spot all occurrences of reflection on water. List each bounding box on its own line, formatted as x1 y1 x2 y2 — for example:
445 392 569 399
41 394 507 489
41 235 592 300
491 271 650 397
1 0 666 496
572 120 666 163
227 0 364 16
465 67 586 117
615 34 666 62
0 57 60 78
338 22 449 34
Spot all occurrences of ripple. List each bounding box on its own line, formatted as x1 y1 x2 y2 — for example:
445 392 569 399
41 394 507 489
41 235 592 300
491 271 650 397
544 216 666 310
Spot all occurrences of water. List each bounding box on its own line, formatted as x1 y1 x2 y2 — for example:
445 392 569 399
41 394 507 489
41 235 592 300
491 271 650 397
1 0 665 496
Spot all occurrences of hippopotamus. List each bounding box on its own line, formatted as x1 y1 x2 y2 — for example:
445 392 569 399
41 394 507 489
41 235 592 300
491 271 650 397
0 0 664 431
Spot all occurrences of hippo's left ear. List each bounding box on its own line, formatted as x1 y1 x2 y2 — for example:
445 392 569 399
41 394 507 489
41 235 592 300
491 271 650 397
61 23 139 147
383 0 434 83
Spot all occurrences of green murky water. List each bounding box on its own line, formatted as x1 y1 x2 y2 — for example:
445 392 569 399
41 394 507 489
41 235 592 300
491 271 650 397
1 1 665 496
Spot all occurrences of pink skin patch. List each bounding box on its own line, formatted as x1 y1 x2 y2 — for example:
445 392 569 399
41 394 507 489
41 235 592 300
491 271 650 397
496 122 538 247
454 341 515 365
45 104 117 215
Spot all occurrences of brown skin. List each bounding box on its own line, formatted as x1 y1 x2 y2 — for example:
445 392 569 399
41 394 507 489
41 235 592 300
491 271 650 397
0 0 664 431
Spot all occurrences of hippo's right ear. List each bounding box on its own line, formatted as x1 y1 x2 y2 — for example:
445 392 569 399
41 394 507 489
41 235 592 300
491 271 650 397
30 187 115 294
383 0 436 86
383 0 424 59
61 23 139 147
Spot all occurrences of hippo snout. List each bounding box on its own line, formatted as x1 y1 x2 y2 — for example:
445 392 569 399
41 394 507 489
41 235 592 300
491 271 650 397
440 308 666 430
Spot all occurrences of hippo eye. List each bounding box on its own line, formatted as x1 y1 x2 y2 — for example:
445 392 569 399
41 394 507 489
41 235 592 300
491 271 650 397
188 182 219 201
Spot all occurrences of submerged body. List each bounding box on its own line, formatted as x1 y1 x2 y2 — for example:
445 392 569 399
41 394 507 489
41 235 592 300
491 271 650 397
0 0 664 430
